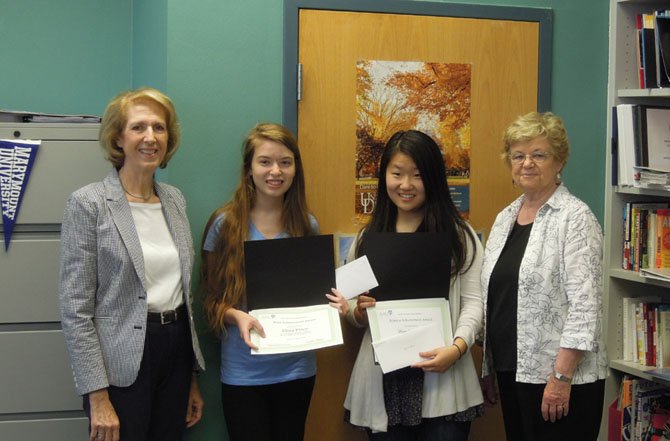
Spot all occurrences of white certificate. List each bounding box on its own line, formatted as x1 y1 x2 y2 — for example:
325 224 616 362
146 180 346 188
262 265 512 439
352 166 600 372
372 323 445 373
249 304 343 355
367 298 452 366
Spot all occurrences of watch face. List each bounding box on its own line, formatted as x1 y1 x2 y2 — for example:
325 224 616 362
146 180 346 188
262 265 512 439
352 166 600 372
554 372 572 383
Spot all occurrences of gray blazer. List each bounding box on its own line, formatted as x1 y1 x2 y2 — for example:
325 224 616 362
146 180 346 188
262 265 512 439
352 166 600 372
59 169 205 396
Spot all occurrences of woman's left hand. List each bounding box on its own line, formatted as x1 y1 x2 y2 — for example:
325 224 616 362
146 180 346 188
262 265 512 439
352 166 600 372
326 288 349 317
411 345 460 373
185 376 204 428
541 376 571 422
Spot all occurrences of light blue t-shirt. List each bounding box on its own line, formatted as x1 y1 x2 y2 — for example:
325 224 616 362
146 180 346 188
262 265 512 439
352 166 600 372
203 213 319 386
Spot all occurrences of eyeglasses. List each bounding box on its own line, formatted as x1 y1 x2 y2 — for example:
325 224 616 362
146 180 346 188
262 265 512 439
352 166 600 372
509 151 552 165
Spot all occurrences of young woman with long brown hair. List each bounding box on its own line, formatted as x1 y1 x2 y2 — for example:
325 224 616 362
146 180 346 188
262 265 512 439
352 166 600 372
202 123 340 441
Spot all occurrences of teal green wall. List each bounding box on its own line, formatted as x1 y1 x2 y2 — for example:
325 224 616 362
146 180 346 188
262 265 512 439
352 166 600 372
1 1 609 440
132 0 168 91
0 0 132 115
166 2 288 438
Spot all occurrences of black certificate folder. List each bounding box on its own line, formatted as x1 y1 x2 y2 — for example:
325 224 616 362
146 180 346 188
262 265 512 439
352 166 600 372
244 234 335 310
358 232 451 301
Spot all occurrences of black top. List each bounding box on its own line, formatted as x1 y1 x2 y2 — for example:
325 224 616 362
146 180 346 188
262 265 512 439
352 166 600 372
486 221 533 372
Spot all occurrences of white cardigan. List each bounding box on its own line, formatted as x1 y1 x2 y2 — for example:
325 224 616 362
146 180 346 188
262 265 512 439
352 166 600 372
343 226 485 432
480 184 608 384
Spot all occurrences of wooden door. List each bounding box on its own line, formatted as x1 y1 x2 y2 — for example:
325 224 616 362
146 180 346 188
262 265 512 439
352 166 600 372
295 7 543 441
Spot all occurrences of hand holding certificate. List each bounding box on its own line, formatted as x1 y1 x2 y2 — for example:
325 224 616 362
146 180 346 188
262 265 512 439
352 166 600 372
249 304 343 355
367 298 452 373
244 235 345 354
372 323 445 374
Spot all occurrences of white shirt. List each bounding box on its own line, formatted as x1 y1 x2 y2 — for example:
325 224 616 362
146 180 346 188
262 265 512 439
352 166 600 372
481 184 608 384
129 202 184 312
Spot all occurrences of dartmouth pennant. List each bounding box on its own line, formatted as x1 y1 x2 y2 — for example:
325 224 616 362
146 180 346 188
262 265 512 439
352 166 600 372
0 139 40 251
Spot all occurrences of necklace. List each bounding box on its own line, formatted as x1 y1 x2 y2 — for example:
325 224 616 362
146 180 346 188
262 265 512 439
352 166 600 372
120 179 154 202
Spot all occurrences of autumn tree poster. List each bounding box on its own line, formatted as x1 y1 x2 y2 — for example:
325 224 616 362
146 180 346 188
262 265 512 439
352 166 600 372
355 60 471 224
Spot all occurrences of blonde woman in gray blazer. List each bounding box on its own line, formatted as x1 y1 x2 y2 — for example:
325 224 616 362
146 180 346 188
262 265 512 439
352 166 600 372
59 88 205 441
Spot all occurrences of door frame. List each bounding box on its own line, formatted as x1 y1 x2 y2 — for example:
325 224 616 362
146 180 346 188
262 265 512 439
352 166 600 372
282 0 553 134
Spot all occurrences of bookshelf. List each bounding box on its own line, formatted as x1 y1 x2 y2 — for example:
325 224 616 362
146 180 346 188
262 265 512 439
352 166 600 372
604 0 670 439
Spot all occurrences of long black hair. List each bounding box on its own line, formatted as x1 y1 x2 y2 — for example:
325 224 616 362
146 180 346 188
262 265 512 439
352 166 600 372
362 130 476 275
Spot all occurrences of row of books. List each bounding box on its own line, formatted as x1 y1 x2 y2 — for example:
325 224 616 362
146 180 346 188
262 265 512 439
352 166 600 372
610 377 670 441
621 297 670 368
612 104 670 188
635 10 670 89
622 202 670 276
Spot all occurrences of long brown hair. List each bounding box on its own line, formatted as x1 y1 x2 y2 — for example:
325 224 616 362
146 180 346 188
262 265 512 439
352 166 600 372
202 123 313 334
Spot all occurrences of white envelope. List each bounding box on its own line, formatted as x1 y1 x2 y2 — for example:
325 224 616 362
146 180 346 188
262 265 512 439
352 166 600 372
335 255 379 299
371 322 445 374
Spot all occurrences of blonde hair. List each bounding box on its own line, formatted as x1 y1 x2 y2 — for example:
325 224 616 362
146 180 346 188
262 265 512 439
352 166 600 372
201 123 313 334
502 111 569 167
99 87 180 169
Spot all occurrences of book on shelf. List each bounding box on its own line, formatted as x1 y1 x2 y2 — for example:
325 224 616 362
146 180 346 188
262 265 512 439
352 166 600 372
614 377 670 441
622 376 634 441
622 297 669 367
612 106 619 186
638 13 646 89
623 203 670 271
645 107 670 171
617 104 638 187
654 10 670 88
633 380 669 440
617 378 670 441
634 167 670 190
658 209 670 269
632 9 670 89
643 13 659 89
641 268 670 282
658 305 670 369
615 105 670 188
649 406 670 441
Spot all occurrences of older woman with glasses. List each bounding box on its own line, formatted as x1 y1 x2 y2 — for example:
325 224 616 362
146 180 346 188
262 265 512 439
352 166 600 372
480 112 607 441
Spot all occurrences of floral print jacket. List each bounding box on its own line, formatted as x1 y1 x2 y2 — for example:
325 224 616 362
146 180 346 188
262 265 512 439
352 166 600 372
481 184 608 384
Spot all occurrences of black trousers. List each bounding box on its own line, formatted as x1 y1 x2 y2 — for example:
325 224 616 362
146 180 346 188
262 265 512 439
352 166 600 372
496 372 605 441
84 315 194 441
367 419 471 441
221 376 315 441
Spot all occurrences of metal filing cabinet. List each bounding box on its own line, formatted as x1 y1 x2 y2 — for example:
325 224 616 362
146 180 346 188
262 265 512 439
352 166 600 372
0 123 110 441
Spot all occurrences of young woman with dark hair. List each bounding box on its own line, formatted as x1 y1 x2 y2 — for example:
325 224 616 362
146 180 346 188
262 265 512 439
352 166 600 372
344 130 485 441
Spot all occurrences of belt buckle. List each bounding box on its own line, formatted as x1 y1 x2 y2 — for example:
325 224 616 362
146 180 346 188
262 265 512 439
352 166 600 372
160 310 176 325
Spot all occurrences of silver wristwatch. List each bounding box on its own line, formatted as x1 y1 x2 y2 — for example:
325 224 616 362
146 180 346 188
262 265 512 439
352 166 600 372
552 371 572 383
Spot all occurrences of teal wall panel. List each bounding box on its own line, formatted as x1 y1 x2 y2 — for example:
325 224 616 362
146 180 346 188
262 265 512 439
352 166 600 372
132 0 167 91
0 0 132 116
